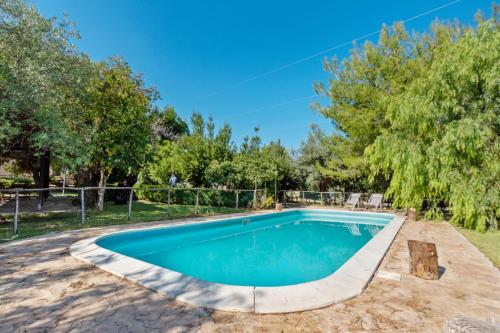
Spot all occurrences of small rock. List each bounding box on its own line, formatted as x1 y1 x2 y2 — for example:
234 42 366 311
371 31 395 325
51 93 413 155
333 303 346 311
361 314 376 330
445 315 500 333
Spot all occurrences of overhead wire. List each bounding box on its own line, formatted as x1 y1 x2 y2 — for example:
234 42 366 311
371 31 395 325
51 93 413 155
194 0 463 107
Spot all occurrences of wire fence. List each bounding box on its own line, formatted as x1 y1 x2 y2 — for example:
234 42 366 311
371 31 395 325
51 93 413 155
0 186 397 242
0 186 267 242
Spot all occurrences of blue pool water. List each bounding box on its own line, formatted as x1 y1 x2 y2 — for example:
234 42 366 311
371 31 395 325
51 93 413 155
97 210 394 287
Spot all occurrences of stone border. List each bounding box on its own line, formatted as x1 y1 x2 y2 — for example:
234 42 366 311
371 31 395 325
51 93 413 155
70 209 405 313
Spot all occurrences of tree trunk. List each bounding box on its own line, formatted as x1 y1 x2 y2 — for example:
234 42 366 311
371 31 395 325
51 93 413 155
40 151 50 199
408 240 439 280
96 169 109 211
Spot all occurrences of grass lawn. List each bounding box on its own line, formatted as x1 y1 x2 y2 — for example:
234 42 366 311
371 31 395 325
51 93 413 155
0 200 246 243
457 227 500 269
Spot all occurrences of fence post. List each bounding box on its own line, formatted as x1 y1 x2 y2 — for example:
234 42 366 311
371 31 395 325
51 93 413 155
195 189 199 209
301 191 305 205
320 192 324 205
235 191 239 209
128 188 133 220
80 188 86 223
253 189 257 209
13 190 19 237
167 188 171 205
37 190 43 211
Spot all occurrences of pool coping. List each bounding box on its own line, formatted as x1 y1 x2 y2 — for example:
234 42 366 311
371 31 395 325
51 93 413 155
70 208 405 313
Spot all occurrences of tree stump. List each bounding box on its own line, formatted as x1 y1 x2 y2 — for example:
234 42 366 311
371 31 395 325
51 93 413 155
408 240 439 280
407 207 417 222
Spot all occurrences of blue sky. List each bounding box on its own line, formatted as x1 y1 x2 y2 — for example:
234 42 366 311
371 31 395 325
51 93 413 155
34 0 492 149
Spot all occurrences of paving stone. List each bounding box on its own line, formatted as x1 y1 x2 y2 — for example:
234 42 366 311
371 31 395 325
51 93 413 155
0 212 499 332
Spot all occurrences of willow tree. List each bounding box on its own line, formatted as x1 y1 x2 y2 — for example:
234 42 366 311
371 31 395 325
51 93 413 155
87 58 154 210
366 16 499 231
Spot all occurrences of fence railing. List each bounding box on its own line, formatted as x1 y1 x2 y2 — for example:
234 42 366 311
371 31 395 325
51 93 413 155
280 190 391 209
0 186 267 240
0 186 395 241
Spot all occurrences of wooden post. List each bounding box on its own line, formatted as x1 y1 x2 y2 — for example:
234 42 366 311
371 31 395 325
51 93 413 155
13 190 19 236
407 208 417 222
320 192 324 205
127 188 133 220
195 189 199 209
80 188 86 223
408 240 439 280
235 191 239 209
274 176 277 206
37 189 42 211
253 177 257 209
62 167 67 196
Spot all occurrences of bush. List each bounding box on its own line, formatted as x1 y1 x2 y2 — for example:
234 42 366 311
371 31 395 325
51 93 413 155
0 176 33 188
134 185 257 208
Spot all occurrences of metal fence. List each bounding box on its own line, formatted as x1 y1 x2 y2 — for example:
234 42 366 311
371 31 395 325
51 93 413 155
0 186 267 241
0 187 397 242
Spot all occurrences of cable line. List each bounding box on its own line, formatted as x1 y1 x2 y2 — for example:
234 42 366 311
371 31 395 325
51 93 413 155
195 0 462 102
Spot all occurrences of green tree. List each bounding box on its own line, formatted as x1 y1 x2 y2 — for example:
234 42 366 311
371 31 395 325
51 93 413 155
0 0 95 186
293 125 333 191
314 21 456 190
366 17 499 231
87 58 154 210
150 106 189 143
141 113 235 187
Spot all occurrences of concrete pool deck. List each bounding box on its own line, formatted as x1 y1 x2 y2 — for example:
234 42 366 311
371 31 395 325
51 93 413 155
1 210 499 332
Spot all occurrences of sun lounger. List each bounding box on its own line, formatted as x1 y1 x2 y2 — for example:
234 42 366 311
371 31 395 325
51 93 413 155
344 193 361 209
365 193 383 210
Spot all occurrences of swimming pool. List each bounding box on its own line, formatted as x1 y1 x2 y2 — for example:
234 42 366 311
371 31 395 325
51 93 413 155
71 209 405 313
96 210 390 287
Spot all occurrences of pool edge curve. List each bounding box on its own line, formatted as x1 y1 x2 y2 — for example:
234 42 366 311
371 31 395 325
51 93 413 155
70 208 406 314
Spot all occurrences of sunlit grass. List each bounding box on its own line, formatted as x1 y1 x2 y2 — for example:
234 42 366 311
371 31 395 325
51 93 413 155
457 227 500 269
0 201 246 243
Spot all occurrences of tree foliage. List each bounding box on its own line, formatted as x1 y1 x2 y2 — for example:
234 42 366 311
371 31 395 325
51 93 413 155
0 0 94 180
319 10 499 230
366 17 499 231
86 58 155 209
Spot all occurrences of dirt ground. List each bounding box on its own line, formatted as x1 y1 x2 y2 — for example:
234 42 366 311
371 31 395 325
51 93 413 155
0 196 78 215
1 214 499 333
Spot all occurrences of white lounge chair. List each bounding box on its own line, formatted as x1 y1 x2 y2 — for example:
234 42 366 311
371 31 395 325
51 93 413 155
344 193 361 209
365 193 383 210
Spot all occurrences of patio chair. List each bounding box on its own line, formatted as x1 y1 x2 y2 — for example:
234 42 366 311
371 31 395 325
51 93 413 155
365 193 383 210
344 193 361 209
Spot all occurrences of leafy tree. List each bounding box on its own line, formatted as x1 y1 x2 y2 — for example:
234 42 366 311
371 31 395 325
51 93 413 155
140 113 235 187
150 106 189 143
86 58 155 210
293 125 333 191
314 22 451 190
0 0 95 187
366 17 499 231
